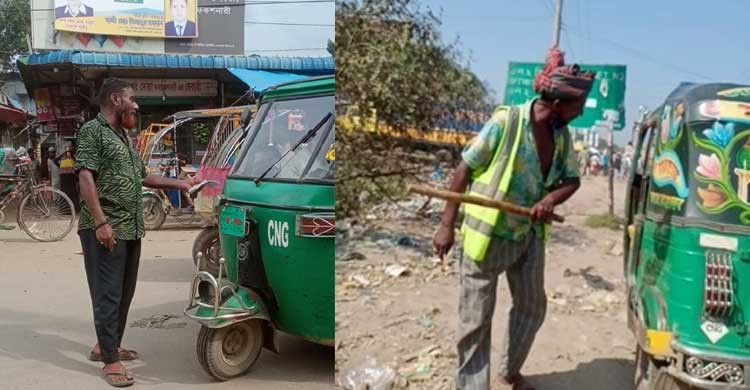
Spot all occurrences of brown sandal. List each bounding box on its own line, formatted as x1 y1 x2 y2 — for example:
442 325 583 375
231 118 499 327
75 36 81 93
102 367 134 387
89 349 140 362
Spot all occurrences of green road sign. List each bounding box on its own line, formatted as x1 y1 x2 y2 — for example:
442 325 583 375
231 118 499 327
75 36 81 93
503 62 627 131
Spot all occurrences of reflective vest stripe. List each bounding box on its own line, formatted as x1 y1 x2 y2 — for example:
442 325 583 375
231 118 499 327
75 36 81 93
462 224 490 262
461 105 525 263
463 202 499 227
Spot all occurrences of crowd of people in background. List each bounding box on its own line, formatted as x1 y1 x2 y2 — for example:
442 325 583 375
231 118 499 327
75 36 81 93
577 141 633 179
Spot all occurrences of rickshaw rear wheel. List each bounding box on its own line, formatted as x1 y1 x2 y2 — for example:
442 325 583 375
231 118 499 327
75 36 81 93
193 227 221 275
197 320 264 381
635 345 691 390
143 195 166 230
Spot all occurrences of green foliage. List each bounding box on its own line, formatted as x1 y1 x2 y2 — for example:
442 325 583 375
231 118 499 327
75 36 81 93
336 0 491 130
335 128 419 218
584 213 625 230
0 0 30 61
336 0 493 217
193 122 210 145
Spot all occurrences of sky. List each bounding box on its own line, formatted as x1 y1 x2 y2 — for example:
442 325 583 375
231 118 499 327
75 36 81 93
419 0 748 145
243 0 334 57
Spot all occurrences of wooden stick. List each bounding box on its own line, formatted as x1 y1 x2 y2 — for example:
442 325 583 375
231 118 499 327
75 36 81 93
408 184 565 223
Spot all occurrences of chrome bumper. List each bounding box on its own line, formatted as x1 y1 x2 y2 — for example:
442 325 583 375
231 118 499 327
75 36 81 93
184 254 258 328
630 305 750 389
666 343 750 390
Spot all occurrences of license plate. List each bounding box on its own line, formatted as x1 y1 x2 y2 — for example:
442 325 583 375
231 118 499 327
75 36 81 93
219 206 246 237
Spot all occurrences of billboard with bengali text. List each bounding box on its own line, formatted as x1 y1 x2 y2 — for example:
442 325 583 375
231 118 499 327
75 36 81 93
53 0 198 38
164 0 243 55
33 0 333 56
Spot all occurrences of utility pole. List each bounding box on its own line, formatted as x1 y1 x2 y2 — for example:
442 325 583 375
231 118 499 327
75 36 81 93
608 121 615 216
552 0 563 46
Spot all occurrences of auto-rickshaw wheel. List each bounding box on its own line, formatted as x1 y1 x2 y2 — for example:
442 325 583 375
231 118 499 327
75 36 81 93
634 345 691 390
143 195 167 230
192 227 221 275
197 320 264 381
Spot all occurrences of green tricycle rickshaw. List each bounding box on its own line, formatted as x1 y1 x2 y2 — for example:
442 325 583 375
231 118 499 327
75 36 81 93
626 82 750 389
184 75 334 380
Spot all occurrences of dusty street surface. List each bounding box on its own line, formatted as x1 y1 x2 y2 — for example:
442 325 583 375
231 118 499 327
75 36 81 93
336 174 636 389
0 220 333 390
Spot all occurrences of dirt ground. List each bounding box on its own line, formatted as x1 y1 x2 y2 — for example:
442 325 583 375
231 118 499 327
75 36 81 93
335 174 636 389
0 220 333 390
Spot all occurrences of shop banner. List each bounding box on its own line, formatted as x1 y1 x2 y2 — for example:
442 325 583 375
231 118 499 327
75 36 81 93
123 78 217 97
34 88 55 122
53 0 198 38
504 62 627 131
34 86 84 123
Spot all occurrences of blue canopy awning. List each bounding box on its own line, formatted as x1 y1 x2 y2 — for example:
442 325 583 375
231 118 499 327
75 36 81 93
23 51 334 73
227 69 308 92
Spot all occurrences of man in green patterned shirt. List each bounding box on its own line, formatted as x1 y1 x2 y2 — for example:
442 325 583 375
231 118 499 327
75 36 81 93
75 78 199 387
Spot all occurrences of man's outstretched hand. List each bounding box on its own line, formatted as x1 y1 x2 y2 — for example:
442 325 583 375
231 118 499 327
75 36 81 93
179 175 203 192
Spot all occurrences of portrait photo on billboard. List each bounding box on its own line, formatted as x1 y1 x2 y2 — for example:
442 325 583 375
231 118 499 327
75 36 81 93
165 0 198 38
54 0 94 19
165 0 243 55
52 0 197 38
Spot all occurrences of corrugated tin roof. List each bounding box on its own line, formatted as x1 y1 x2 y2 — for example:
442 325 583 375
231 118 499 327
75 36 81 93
25 51 334 73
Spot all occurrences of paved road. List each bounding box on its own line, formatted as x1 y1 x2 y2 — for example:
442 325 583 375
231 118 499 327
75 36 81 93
0 221 333 390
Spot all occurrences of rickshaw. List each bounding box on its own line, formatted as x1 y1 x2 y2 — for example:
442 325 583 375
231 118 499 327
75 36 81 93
191 107 255 275
626 83 750 389
185 75 334 380
139 106 253 230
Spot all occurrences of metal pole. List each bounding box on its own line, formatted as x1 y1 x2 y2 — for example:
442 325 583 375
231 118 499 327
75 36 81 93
552 0 563 46
608 125 615 216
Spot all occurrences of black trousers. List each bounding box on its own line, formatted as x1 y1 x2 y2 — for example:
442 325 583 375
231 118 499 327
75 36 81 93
60 173 79 212
79 229 141 364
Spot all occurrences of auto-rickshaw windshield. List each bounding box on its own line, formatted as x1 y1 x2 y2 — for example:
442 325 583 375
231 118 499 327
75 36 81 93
233 94 335 183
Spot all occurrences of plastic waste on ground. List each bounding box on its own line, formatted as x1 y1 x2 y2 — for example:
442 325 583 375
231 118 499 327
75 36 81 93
339 357 396 390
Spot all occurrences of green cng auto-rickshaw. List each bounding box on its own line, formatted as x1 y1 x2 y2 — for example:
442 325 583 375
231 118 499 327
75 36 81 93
626 83 750 389
184 76 334 380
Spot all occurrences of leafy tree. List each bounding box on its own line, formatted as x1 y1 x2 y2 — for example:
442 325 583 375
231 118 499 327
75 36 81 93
336 0 493 216
0 0 30 62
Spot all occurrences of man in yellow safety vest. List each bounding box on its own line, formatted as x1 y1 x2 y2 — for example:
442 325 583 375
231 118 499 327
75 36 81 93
433 48 595 390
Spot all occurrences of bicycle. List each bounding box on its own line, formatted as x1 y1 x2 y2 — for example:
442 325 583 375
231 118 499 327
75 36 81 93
0 152 76 242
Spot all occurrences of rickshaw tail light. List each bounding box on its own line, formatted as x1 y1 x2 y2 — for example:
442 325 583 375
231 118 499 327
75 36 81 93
296 214 335 237
703 250 733 318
